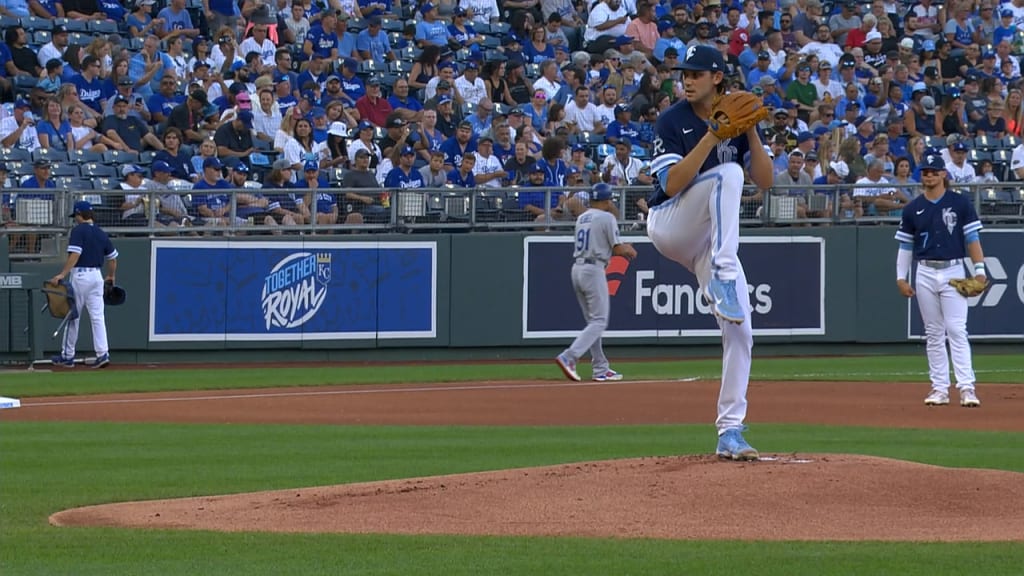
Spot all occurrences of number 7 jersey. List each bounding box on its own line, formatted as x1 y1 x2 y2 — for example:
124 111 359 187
573 208 619 263
894 190 982 260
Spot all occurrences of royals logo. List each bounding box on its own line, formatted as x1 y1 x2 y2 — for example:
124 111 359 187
260 252 331 330
942 207 957 236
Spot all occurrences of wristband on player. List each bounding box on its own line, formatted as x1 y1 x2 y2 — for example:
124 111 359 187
974 262 986 277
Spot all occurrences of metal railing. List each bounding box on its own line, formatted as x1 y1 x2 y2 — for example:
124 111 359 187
2 182 1022 251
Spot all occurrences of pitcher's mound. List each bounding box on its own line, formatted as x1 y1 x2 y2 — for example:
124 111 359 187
51 454 1024 541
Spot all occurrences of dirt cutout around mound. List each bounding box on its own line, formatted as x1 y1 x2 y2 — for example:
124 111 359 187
51 454 1024 542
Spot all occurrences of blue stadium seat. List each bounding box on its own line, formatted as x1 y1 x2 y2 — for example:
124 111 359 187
490 22 510 35
59 18 89 32
974 135 997 150
21 16 53 30
381 18 405 32
475 189 506 222
31 31 51 46
102 150 140 165
49 163 80 178
0 148 32 163
32 148 69 163
922 135 946 149
82 163 117 178
88 20 116 34
968 149 991 163
69 149 104 165
1002 135 1020 149
138 151 157 165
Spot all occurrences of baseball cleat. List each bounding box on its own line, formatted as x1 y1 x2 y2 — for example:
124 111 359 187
959 389 981 408
555 354 581 382
593 370 623 382
87 353 110 369
924 390 950 406
50 355 75 368
716 427 759 461
706 278 744 324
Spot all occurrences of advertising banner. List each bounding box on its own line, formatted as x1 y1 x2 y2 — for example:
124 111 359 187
522 236 825 339
150 241 436 342
908 230 1024 340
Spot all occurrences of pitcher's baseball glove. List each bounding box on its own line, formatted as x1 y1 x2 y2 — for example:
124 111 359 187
42 280 73 319
949 277 987 297
707 92 770 140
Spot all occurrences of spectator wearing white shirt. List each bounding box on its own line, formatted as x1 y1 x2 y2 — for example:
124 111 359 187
584 0 630 52
239 24 277 68
599 139 643 185
37 25 69 69
853 160 908 216
460 0 501 24
563 86 606 133
454 61 487 106
473 136 507 187
532 60 562 101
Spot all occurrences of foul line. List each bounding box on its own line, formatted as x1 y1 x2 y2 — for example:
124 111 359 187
20 378 700 408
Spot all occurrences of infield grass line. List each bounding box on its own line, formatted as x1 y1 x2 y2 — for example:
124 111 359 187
0 354 1021 397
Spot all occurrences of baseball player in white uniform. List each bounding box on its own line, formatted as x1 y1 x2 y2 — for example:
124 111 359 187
49 200 117 368
644 46 773 460
556 183 637 382
895 154 984 407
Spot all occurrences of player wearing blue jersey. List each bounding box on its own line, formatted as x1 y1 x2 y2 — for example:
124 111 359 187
49 201 118 369
645 45 773 461
895 154 985 408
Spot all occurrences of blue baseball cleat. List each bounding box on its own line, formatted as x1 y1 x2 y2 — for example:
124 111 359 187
706 278 744 324
50 355 75 368
716 427 759 461
593 369 623 382
87 353 110 369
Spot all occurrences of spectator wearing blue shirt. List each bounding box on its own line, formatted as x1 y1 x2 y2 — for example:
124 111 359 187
30 0 63 17
653 19 684 62
337 12 359 59
387 78 423 119
745 51 777 90
385 147 426 188
72 56 106 114
466 99 494 138
129 35 175 99
204 0 240 37
147 73 186 126
993 11 1017 46
758 76 784 110
157 0 200 40
446 154 477 188
296 56 328 93
439 121 478 171
97 0 125 22
338 59 365 106
0 0 31 17
20 160 56 192
303 11 339 62
193 157 245 226
357 17 395 62
448 8 484 51
738 33 767 72
518 162 559 216
357 0 394 19
605 104 640 145
416 3 452 48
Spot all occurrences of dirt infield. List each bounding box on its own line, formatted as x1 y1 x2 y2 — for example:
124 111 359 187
9 379 1024 541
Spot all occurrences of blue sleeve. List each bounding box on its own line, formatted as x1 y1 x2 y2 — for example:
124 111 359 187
67 225 85 253
384 169 397 188
962 198 982 235
894 205 915 243
415 22 428 41
104 235 117 259
355 31 370 51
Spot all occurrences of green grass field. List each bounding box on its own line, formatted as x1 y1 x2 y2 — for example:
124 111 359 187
1 355 1022 575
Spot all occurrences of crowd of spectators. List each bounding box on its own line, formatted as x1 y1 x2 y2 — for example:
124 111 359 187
1 0 1024 236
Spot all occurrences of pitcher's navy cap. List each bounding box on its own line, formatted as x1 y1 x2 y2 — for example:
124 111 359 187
920 153 946 171
676 45 725 72
69 200 92 217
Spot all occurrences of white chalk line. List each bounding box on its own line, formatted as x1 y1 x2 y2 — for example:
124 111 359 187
13 369 1020 409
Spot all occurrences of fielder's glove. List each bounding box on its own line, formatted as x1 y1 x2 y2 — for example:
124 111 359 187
707 92 770 140
949 277 987 297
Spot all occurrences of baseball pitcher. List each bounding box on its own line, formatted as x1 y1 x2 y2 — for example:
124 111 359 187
644 45 773 460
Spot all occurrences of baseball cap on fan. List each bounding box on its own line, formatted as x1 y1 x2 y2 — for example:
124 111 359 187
675 45 725 72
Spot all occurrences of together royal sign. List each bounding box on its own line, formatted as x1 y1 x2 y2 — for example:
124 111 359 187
522 235 826 339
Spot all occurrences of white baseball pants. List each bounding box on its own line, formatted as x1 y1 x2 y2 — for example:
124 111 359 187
914 262 976 392
64 268 109 359
646 163 752 432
